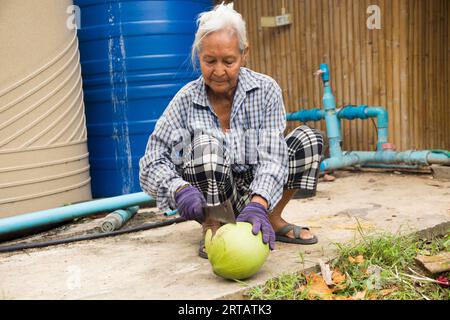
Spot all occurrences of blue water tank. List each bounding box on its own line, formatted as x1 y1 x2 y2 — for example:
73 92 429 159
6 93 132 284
75 0 212 197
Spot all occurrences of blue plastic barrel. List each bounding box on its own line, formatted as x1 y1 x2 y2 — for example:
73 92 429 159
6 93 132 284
75 0 212 197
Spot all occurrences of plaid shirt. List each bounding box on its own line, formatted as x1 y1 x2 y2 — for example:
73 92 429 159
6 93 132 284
139 67 288 211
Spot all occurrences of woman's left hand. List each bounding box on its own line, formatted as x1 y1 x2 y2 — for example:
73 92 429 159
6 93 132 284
236 202 275 250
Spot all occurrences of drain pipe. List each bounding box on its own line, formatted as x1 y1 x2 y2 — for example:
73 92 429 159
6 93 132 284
0 192 153 240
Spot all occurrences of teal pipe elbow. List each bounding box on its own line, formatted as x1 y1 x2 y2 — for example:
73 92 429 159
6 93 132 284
320 153 360 171
427 151 450 165
0 192 153 239
337 105 388 151
366 107 388 150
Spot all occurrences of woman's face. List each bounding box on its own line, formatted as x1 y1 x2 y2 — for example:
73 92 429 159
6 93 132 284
198 29 246 97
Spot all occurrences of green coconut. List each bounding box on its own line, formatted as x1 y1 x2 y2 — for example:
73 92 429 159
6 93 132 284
204 222 270 280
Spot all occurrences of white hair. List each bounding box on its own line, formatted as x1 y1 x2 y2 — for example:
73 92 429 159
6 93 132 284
191 2 247 67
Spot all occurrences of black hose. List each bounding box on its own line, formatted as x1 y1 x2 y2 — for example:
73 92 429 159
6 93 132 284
0 217 186 253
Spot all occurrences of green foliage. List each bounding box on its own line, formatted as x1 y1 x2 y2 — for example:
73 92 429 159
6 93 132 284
248 229 450 300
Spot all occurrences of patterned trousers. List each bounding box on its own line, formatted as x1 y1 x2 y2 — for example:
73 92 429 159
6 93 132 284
179 125 324 213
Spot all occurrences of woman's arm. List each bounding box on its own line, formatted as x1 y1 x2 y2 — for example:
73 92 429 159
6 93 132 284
139 100 188 211
249 82 288 211
250 194 269 209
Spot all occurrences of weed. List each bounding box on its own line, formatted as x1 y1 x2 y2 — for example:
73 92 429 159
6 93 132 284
248 230 450 300
248 272 307 300
297 251 305 268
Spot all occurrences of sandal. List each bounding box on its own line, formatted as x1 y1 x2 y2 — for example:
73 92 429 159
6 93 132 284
275 224 318 244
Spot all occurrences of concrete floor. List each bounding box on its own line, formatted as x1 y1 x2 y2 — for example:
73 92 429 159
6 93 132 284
0 170 449 300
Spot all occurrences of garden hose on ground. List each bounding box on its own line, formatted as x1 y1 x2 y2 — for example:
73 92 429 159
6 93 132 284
0 217 186 253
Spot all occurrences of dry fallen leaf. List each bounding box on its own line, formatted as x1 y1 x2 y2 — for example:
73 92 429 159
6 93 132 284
333 296 355 300
332 270 346 285
378 288 396 296
348 255 365 264
353 290 367 300
331 270 347 291
367 293 378 300
299 273 335 300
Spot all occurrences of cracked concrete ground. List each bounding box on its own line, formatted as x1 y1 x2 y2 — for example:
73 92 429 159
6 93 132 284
0 170 449 300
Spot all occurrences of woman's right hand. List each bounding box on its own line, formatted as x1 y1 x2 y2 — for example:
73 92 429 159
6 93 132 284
175 185 206 223
236 202 275 250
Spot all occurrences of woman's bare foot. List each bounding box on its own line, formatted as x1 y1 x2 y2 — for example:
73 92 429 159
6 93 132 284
269 189 316 241
268 215 315 240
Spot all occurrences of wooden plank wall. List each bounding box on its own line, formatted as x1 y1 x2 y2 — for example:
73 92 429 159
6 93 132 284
214 0 449 151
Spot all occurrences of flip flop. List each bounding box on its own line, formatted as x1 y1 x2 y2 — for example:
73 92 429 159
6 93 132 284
198 239 208 259
275 224 318 245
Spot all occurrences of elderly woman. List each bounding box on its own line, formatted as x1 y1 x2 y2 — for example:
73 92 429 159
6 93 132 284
139 3 323 259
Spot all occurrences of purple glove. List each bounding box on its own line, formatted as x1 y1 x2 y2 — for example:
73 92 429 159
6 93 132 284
237 202 275 250
175 185 206 223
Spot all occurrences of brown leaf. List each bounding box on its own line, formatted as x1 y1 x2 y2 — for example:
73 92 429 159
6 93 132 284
348 255 365 264
367 293 378 300
332 270 346 285
333 296 355 300
301 273 335 300
379 288 396 297
353 290 367 300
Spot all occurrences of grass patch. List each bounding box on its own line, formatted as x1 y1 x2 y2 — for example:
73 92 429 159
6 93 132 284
247 229 450 300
